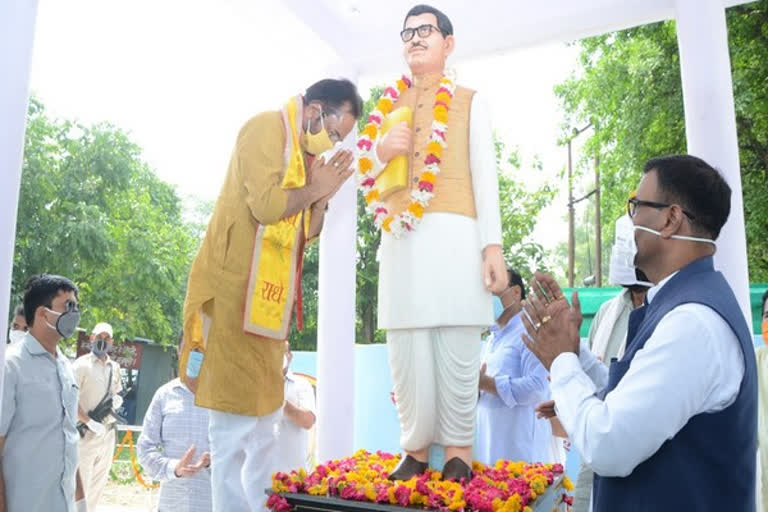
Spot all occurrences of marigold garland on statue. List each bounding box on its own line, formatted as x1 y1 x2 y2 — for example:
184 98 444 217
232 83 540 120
357 75 456 238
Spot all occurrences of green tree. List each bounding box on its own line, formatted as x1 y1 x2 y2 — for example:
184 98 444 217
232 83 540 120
495 141 557 279
555 3 768 281
13 98 200 349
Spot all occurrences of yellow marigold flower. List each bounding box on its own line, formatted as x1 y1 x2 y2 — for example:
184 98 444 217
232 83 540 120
523 507 533 512
387 487 397 504
365 189 380 203
382 216 393 232
362 123 378 140
449 499 467 511
378 98 394 114
420 171 436 184
427 141 443 157
364 487 377 501
436 91 452 105
430 471 442 481
408 202 424 218
396 79 408 92
433 105 448 123
358 156 373 174
563 475 575 491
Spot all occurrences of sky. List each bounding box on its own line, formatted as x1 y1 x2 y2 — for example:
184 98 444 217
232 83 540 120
28 0 594 256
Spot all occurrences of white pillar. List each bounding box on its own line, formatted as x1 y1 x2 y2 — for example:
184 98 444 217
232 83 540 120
316 67 359 463
675 0 752 326
0 1 40 386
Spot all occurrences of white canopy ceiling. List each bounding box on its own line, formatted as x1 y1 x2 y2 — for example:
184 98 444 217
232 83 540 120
283 0 751 76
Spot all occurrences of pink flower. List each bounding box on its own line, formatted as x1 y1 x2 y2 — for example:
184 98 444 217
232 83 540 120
424 154 441 165
551 463 564 474
394 486 411 507
266 494 291 512
361 177 376 188
419 181 434 193
434 100 449 109
402 75 412 87
368 114 382 124
357 139 372 151
436 86 453 96
385 87 399 98
340 484 360 500
433 129 446 140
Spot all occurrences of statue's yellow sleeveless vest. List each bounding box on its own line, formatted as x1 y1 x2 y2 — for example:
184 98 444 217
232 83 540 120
383 75 477 219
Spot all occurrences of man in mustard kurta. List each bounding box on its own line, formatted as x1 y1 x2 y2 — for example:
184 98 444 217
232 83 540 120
179 78 362 511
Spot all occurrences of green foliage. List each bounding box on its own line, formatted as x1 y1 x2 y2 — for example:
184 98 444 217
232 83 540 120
13 98 199 348
495 141 557 279
555 5 768 281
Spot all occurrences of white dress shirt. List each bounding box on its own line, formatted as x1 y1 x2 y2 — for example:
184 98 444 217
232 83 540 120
137 378 212 512
551 272 745 477
377 92 503 330
276 371 316 472
477 314 552 464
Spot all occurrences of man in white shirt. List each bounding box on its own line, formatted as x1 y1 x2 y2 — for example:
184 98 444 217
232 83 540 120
73 322 123 511
477 268 551 465
276 341 316 473
522 155 757 511
0 274 87 511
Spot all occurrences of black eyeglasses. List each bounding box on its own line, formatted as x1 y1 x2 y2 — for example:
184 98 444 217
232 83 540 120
400 24 444 42
627 197 696 220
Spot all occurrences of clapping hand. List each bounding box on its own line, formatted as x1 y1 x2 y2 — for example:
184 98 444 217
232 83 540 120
520 272 581 371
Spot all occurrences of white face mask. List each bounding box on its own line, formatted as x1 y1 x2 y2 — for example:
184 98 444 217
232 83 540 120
627 216 716 271
633 224 717 246
8 329 26 345
609 215 644 286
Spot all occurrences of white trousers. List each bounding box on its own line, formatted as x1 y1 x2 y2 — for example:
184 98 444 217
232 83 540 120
209 408 281 512
387 327 482 452
78 428 115 510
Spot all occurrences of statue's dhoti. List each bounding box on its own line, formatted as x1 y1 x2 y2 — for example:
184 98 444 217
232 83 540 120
387 327 482 451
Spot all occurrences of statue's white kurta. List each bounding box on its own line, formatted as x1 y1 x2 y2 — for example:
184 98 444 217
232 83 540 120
377 93 503 450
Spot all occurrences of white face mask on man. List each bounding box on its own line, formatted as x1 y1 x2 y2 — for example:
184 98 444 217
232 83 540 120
616 215 717 267
8 329 26 345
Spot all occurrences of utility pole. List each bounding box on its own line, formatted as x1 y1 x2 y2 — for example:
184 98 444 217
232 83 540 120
595 154 602 287
568 140 575 288
565 123 592 288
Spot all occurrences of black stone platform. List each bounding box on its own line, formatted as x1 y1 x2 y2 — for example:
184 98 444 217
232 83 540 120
269 475 565 512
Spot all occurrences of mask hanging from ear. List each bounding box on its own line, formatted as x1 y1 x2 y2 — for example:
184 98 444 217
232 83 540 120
302 107 334 155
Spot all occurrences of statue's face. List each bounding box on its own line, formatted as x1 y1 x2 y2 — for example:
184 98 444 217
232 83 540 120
401 13 454 74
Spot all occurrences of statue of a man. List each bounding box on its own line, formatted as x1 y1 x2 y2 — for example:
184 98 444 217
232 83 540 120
366 4 507 481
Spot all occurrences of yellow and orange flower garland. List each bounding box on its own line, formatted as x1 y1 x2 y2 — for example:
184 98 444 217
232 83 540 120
268 450 574 512
357 75 456 238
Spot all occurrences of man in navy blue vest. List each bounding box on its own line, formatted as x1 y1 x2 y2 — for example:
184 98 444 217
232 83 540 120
521 155 757 511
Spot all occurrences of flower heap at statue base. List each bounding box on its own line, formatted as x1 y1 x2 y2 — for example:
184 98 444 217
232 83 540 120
268 450 574 512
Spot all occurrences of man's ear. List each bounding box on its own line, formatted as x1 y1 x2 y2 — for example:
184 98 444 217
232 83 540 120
659 205 686 239
443 35 455 58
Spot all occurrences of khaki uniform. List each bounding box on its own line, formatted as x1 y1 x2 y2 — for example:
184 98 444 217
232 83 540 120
73 352 122 510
